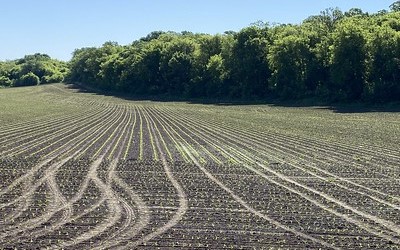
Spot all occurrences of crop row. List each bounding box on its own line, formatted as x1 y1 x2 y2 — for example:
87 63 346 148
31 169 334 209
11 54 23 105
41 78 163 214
0 85 399 249
142 106 399 248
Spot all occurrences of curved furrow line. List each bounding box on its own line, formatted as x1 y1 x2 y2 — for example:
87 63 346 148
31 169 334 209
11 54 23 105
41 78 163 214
149 107 243 164
3 172 72 240
0 101 85 136
176 124 400 244
91 161 150 250
105 105 137 162
122 106 138 160
229 145 400 244
92 107 130 159
0 103 105 151
44 174 74 231
163 108 400 236
108 110 134 160
209 117 400 177
151 107 400 244
8 167 97 243
123 106 188 249
251 129 400 172
156 107 400 204
67 195 107 225
0 156 73 239
147 110 203 163
21 183 105 248
106 106 134 160
51 105 137 248
41 105 122 160
162 107 400 206
20 163 109 247
224 131 399 194
1 104 116 158
218 109 400 167
162 106 400 177
176 108 400 204
0 94 107 137
8 153 119 244
211 128 400 207
269 129 400 162
0 104 120 198
1 176 34 224
185 139 400 246
144 107 220 164
53 157 122 250
0 111 85 145
87 187 134 249
90 108 145 248
145 107 339 249
138 107 144 160
20 105 117 158
106 105 134 161
148 107 249 164
0 158 57 198
76 105 127 159
92 105 131 159
0 105 122 208
101 175 150 250
173 105 400 160
181 145 340 250
163 106 400 168
142 107 188 163
142 107 159 161
2 85 398 249
0 100 104 143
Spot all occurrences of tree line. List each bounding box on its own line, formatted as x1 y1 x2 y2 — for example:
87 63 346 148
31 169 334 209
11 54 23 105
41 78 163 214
0 53 68 87
1 3 400 103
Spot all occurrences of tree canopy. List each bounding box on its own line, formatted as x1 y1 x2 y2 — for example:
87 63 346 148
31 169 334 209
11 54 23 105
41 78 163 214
1 3 399 103
0 53 68 87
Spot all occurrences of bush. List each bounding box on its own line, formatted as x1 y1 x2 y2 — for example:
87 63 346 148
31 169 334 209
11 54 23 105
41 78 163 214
41 73 64 84
0 76 12 86
14 72 40 86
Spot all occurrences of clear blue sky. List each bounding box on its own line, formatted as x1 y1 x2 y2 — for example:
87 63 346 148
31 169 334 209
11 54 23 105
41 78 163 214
0 0 395 61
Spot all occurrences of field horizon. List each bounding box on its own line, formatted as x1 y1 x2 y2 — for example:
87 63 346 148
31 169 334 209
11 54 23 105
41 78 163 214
0 83 399 249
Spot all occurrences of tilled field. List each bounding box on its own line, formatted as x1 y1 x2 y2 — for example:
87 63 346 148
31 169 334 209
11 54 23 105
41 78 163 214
0 84 399 249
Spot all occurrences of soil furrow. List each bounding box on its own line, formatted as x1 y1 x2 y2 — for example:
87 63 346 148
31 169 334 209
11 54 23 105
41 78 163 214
152 106 400 244
125 110 188 248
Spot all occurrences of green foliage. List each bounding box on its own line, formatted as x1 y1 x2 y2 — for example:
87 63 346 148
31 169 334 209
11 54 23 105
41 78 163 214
61 6 400 103
390 1 400 12
0 53 68 87
345 8 366 17
268 28 317 98
0 76 12 86
368 24 400 101
329 20 367 100
41 72 64 83
227 26 270 98
304 8 344 32
205 54 225 97
14 72 40 87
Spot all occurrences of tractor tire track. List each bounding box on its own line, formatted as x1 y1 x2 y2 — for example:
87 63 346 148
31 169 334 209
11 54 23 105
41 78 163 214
150 106 400 244
181 145 340 250
124 109 188 248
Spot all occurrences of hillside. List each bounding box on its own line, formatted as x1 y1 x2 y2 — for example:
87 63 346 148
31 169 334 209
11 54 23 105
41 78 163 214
0 84 399 248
